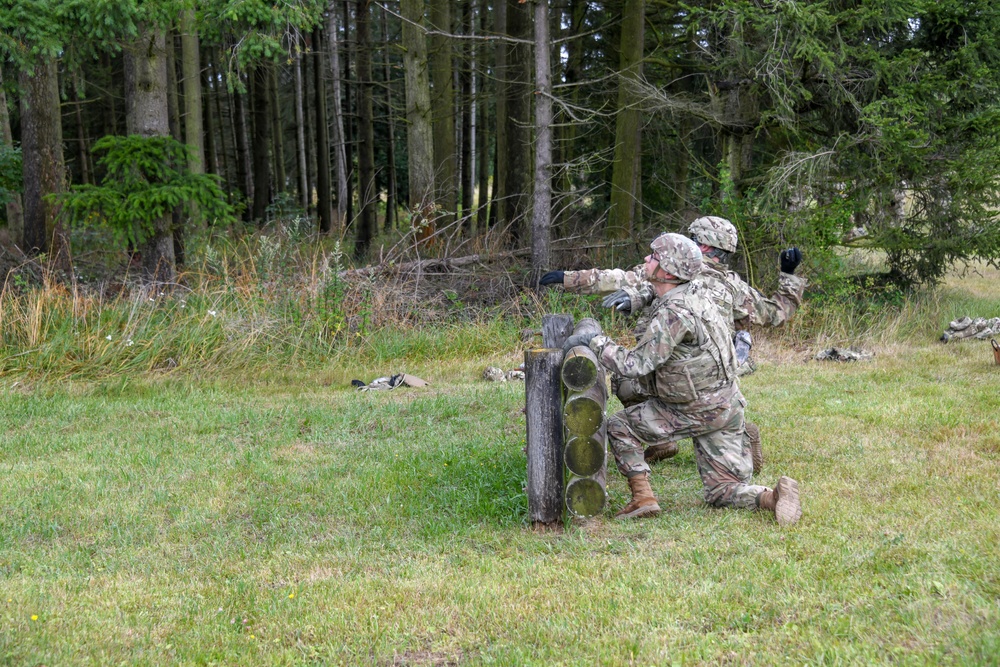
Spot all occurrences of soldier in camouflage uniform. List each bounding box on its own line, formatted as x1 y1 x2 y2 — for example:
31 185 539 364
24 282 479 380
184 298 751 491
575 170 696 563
540 215 807 470
561 233 802 525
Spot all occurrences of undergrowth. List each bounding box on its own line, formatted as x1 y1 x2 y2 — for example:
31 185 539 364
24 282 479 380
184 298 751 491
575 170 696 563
1 228 996 381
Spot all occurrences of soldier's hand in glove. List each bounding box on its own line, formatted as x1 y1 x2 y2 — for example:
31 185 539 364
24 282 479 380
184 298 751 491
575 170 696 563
779 247 802 274
601 289 631 313
562 331 597 353
539 270 565 286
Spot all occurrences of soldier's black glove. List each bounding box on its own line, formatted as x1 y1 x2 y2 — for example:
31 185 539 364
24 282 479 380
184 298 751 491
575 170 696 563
601 289 631 313
563 331 597 353
780 247 802 274
539 270 565 286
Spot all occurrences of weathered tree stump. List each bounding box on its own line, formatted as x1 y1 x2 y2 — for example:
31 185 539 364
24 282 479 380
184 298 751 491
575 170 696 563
525 347 565 526
542 313 574 349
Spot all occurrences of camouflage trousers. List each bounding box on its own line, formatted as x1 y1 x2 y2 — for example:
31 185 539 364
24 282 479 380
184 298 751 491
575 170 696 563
606 387 768 509
614 374 757 461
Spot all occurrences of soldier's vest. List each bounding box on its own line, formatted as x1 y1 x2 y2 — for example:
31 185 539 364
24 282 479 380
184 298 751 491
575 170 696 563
639 282 736 404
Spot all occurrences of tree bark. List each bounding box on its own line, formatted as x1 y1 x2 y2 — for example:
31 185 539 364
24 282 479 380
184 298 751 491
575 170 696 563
313 27 333 234
474 0 490 233
233 78 253 212
327 8 349 227
532 0 553 283
380 3 398 230
430 0 456 226
525 347 565 526
401 0 435 238
19 58 66 261
294 49 310 211
269 66 286 195
542 313 574 349
607 0 644 239
501 0 532 245
459 0 473 224
0 68 24 245
340 1 355 228
250 65 273 221
202 47 218 177
180 9 205 174
493 0 507 230
355 0 377 257
124 26 176 283
71 73 91 186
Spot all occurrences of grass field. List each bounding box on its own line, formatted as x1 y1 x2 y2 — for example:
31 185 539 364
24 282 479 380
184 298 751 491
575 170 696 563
1 267 999 665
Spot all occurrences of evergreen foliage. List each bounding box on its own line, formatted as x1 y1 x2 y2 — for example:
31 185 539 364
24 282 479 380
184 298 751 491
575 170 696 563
0 144 20 207
57 135 234 249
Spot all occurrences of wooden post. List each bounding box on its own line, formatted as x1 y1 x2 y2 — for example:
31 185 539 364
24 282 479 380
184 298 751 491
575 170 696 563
542 313 574 349
525 348 565 526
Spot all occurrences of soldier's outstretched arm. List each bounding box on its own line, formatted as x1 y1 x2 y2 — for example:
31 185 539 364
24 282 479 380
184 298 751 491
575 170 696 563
561 264 648 295
588 309 692 378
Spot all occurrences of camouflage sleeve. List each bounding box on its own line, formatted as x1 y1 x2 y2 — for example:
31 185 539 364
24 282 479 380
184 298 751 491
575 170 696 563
623 282 657 315
588 308 693 378
747 272 807 327
563 264 647 295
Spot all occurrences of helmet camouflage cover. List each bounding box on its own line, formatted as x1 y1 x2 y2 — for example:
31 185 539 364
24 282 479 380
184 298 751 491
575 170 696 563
688 215 738 253
649 232 703 282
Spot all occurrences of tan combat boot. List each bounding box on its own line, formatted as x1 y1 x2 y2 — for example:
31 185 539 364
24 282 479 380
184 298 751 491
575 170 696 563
758 476 802 527
644 442 679 464
745 422 764 475
615 473 661 520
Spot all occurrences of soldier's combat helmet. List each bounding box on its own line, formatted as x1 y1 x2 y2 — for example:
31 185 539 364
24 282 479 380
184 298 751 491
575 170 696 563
649 232 703 282
688 216 738 253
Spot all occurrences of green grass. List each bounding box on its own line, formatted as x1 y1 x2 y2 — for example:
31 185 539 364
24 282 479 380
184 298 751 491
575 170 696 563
1 268 999 665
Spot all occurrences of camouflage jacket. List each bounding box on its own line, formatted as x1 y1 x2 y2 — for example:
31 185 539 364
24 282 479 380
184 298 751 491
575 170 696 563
588 280 738 411
628 262 807 332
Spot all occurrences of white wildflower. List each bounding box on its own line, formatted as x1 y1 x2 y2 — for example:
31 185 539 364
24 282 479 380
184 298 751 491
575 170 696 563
126 339 134 347
105 335 112 341
208 310 217 317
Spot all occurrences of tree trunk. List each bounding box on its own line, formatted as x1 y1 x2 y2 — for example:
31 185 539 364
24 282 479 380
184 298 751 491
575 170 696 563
212 48 233 190
341 1 355 228
401 0 435 238
269 66 286 195
607 0 644 239
202 47 218 176
430 0 456 226
294 49 310 211
327 8 350 228
532 0 553 283
474 0 490 233
493 0 507 231
304 43 317 213
525 347 565 527
233 78 253 213
250 65 273 221
0 68 24 245
19 58 67 260
380 3 398 230
355 0 377 257
166 35 183 142
124 26 176 283
557 0 586 231
459 0 473 225
180 9 205 174
501 0 531 245
313 27 333 234
71 73 91 186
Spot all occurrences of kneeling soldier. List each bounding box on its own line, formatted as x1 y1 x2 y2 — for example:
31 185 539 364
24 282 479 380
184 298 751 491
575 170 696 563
562 233 802 526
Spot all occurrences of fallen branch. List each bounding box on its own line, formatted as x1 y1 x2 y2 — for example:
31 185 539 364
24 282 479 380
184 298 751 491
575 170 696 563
338 248 532 280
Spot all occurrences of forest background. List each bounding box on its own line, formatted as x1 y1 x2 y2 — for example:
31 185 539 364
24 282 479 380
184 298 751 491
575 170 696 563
2 0 1000 299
